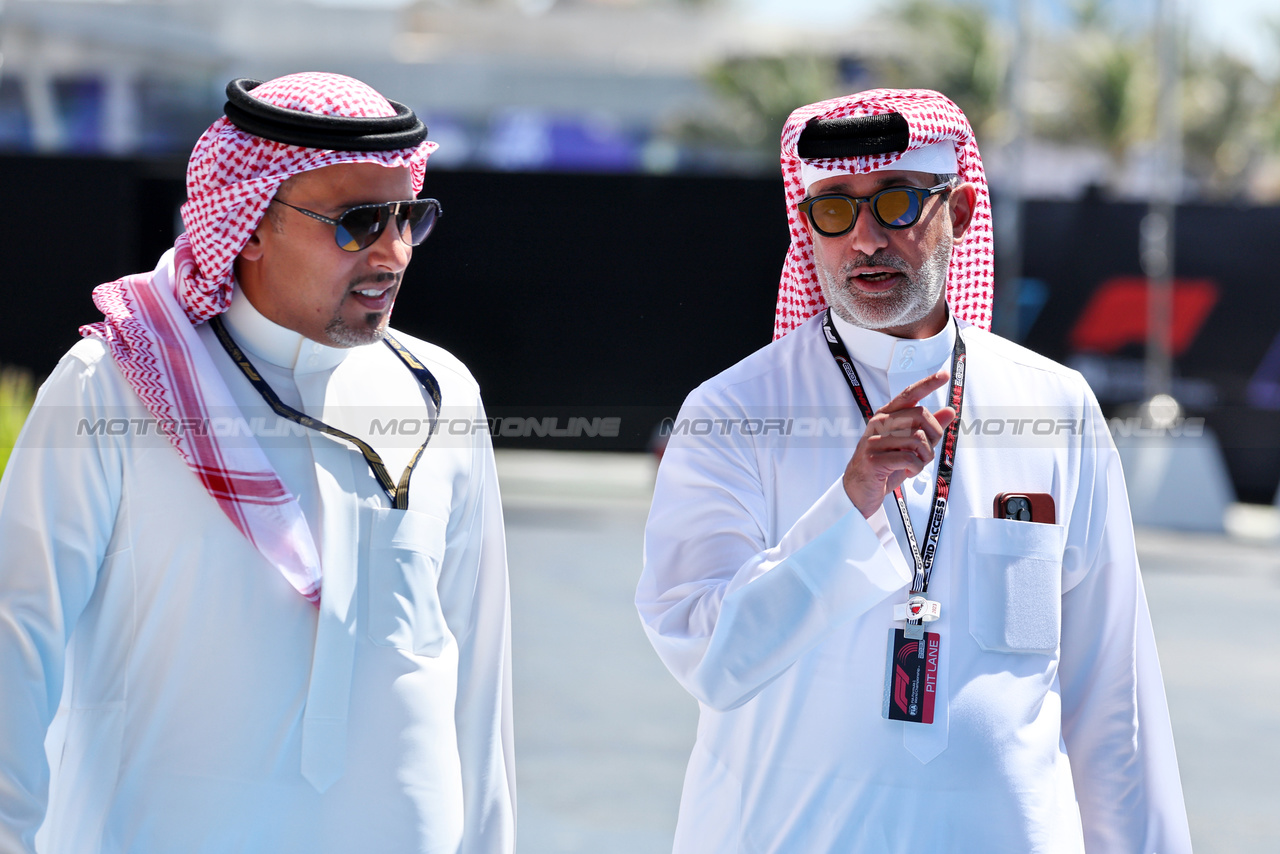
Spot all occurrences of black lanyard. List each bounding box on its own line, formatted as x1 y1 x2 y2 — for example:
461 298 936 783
820 309 966 596
210 316 443 511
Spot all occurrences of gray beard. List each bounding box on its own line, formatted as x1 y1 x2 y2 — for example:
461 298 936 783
819 233 952 331
323 312 389 347
323 274 397 347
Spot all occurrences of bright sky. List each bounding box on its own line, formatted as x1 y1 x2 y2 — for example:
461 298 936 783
740 0 1278 72
315 0 1279 72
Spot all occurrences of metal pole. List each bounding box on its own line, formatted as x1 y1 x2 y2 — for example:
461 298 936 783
1142 0 1180 404
993 0 1030 340
0 1 7 88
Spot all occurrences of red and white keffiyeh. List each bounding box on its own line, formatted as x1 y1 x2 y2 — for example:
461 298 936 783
774 88 994 339
79 72 437 605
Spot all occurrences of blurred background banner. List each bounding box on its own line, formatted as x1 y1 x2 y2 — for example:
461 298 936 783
3 0 1280 495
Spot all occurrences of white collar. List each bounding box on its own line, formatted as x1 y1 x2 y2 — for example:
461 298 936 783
221 288 350 374
828 309 956 375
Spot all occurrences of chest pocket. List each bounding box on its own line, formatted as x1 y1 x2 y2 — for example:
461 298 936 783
967 516 1066 654
368 507 450 657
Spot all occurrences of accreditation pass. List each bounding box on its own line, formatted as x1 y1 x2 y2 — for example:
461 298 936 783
883 628 940 724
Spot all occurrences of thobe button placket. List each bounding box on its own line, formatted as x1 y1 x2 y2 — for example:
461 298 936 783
297 370 361 793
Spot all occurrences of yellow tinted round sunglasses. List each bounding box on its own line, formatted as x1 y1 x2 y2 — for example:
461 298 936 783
797 183 951 237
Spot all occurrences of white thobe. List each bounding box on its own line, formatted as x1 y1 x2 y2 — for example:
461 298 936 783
0 286 514 853
637 311 1191 853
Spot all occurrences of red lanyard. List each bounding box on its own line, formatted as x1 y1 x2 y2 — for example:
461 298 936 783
820 310 966 596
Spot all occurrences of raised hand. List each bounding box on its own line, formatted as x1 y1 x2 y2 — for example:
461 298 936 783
842 371 957 518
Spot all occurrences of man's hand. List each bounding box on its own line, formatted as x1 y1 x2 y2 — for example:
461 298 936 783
843 371 956 518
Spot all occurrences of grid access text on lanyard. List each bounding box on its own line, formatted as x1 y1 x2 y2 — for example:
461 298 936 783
210 315 443 511
820 309 966 618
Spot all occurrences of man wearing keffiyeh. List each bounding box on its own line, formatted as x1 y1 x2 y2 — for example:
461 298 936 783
0 73 513 853
638 89 1192 852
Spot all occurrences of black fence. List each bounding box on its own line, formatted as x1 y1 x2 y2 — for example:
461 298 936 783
4 155 1280 501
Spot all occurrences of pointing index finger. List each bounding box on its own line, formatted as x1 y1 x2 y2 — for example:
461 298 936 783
881 370 951 414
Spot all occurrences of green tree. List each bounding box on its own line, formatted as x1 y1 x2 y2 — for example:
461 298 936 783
0 367 35 479
874 0 1010 142
671 53 845 167
1037 3 1156 190
1258 19 1280 156
705 54 844 145
1038 2 1276 199
1180 48 1268 197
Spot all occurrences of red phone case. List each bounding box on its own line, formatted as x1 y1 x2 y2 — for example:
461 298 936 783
993 492 1056 524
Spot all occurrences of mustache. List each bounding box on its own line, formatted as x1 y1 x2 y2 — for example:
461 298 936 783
838 252 912 277
347 271 400 291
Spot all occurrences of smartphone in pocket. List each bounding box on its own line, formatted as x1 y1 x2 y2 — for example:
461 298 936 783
993 492 1056 524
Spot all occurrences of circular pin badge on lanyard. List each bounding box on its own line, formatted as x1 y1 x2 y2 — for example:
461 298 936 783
906 595 941 622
